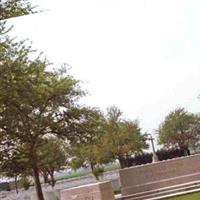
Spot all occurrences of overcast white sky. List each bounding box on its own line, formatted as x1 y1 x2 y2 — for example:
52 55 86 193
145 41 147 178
8 0 200 138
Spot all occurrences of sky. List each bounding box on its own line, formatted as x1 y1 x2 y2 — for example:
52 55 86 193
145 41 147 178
7 0 200 142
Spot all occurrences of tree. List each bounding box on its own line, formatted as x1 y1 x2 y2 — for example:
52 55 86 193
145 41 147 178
0 2 106 198
158 108 200 155
70 143 106 180
69 108 108 180
0 0 34 195
0 149 30 193
37 137 68 187
0 58 85 199
0 2 91 200
70 106 148 170
0 0 35 20
0 47 84 200
101 106 148 168
0 0 35 57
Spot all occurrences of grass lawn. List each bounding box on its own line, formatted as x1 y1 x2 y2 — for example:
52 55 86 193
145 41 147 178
166 192 200 200
55 170 91 181
55 163 120 181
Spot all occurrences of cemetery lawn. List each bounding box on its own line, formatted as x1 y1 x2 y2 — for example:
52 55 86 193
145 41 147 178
56 163 119 181
166 192 200 200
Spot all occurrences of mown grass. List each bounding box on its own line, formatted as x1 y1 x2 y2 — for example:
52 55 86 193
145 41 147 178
55 171 91 181
165 192 200 200
55 163 120 181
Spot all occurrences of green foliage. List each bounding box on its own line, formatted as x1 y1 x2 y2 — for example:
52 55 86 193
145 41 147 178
0 3 36 192
37 137 68 187
38 137 67 170
0 47 85 198
102 106 148 168
158 108 200 153
70 106 148 172
0 51 82 158
19 175 31 190
92 165 104 180
0 0 35 48
70 157 84 170
0 1 85 197
69 108 108 179
0 0 35 20
0 149 30 179
0 1 92 199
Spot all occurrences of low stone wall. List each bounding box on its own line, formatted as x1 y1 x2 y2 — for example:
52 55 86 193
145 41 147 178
119 154 200 195
0 182 9 191
60 181 115 200
8 181 23 191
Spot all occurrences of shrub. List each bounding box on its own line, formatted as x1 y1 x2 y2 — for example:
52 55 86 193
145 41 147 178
156 148 185 161
126 148 186 167
92 165 104 180
19 176 31 190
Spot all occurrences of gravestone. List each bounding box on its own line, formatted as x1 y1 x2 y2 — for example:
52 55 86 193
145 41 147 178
60 181 115 200
119 154 200 196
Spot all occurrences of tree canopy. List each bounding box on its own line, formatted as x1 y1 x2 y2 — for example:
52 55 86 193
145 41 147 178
0 2 88 199
69 108 108 180
0 45 85 199
37 137 68 187
158 108 200 155
0 0 34 20
4 0 200 198
70 106 148 172
101 106 148 168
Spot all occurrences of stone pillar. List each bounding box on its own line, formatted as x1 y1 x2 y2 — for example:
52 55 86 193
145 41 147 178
60 181 115 200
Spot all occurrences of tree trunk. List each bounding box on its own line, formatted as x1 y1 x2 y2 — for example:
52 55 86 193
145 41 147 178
90 162 99 180
90 162 94 172
32 164 45 200
182 146 190 156
184 147 190 156
118 157 127 169
42 171 49 184
14 175 18 194
49 171 55 187
187 148 190 155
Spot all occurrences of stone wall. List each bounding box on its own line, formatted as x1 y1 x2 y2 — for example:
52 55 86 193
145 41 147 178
8 181 23 191
119 154 200 195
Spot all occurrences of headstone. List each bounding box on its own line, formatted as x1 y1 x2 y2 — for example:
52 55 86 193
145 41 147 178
60 181 115 200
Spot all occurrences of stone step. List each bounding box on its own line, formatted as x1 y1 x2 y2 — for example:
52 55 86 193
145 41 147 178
116 180 200 200
150 187 200 200
121 180 200 199
136 183 200 200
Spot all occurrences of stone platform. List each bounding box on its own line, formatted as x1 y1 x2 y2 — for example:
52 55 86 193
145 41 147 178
119 154 200 197
60 181 115 200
